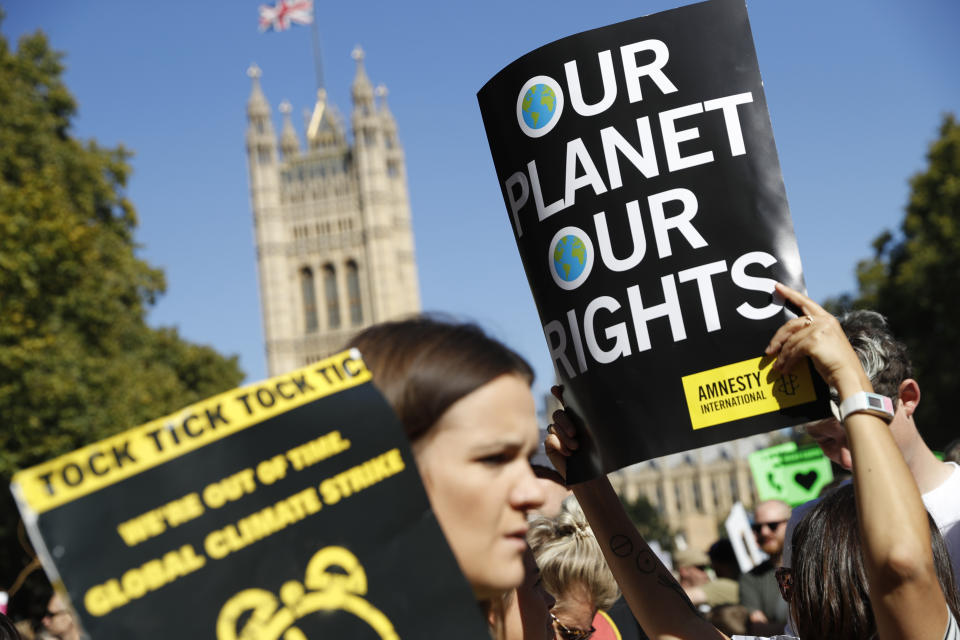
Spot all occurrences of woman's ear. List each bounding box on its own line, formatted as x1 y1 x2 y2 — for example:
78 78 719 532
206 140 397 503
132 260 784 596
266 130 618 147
897 379 921 418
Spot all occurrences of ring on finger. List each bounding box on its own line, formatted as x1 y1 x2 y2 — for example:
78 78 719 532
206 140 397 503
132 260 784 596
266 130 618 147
802 315 814 326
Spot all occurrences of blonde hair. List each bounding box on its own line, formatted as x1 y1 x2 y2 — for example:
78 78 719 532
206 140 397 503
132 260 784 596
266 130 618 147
527 498 619 611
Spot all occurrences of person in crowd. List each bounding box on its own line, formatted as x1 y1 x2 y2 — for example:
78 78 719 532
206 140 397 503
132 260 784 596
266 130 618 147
527 499 620 640
37 595 76 640
785 482 959 639
707 539 741 584
703 540 745 633
349 318 545 634
739 500 790 632
675 548 737 612
0 612 23 640
706 605 750 638
545 283 960 640
674 548 711 601
783 309 960 581
945 439 960 465
527 450 650 640
496 549 556 640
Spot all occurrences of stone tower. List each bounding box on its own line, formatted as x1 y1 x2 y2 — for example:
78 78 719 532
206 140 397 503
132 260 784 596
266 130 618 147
245 48 421 376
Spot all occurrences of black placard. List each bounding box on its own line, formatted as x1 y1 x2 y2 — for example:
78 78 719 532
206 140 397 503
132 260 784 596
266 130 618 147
478 0 829 481
12 352 489 639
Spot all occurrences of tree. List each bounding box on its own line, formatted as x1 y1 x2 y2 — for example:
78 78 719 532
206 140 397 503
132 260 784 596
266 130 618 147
0 22 245 594
833 114 960 450
620 494 675 551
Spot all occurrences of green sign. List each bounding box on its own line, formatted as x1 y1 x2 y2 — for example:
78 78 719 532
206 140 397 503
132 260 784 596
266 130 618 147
748 442 833 506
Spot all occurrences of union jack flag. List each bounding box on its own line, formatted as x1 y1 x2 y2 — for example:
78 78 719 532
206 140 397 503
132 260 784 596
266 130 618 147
258 0 313 32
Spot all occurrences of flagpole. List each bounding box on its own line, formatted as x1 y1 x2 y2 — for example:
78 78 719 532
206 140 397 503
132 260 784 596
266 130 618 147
310 7 324 91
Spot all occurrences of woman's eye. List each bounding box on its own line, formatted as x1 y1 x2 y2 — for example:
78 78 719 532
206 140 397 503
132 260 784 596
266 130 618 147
479 452 510 465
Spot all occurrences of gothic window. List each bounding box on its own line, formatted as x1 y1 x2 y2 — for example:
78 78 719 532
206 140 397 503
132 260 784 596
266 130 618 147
346 260 362 326
324 264 340 329
693 480 703 512
258 148 271 164
300 268 318 333
387 161 399 177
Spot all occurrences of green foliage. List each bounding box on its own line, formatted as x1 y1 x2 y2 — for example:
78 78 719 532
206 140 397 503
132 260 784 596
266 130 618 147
620 494 674 552
0 25 244 591
847 114 960 448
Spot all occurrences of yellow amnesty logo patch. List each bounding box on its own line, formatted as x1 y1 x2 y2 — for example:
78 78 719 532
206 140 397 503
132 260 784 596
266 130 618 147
681 356 817 430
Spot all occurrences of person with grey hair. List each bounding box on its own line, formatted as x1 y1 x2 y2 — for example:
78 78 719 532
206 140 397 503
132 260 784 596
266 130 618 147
528 498 620 640
944 439 960 465
783 309 960 585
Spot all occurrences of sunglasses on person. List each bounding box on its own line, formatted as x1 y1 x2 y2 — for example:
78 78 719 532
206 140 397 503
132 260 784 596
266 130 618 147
750 519 787 534
551 612 595 640
43 609 69 619
775 566 794 602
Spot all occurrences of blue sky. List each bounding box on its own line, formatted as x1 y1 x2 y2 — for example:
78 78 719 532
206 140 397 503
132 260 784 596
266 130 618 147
3 0 958 408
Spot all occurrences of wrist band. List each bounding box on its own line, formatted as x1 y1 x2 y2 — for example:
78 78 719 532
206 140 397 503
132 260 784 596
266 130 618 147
831 391 895 423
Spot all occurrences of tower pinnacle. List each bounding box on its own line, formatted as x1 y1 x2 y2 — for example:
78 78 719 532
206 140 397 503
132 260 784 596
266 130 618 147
351 45 374 106
279 100 300 158
246 63 270 117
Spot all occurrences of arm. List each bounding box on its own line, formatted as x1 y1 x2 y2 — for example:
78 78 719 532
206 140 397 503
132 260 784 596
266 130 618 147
767 284 948 640
547 400 726 640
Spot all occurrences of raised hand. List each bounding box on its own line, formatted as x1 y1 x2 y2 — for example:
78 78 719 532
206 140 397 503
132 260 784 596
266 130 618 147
544 385 580 481
765 282 871 398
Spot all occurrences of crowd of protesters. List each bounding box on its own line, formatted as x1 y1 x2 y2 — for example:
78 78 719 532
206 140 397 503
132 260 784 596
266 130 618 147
3 283 959 639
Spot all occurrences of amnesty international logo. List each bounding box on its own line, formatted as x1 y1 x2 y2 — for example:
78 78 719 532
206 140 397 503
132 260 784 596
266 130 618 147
217 546 398 640
681 356 818 430
775 373 800 396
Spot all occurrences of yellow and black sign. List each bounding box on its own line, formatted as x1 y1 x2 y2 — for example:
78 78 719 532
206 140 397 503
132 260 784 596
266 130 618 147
11 350 490 639
681 356 818 429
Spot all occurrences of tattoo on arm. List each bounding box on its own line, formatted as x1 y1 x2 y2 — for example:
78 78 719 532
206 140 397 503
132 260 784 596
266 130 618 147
608 532 700 615
610 534 633 557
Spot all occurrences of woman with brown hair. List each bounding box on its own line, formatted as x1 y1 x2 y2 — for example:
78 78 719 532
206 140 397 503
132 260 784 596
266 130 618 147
546 283 960 640
348 318 546 616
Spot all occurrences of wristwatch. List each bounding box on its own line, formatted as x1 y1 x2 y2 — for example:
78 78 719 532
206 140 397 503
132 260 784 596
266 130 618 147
831 392 895 423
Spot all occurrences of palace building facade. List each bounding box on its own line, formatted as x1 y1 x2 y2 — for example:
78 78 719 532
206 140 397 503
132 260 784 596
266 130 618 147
609 437 767 552
245 48 421 376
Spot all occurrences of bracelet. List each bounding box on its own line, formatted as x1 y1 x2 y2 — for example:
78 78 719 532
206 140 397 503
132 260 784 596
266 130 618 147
832 391 895 423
